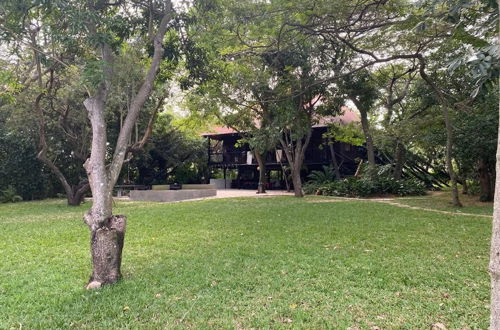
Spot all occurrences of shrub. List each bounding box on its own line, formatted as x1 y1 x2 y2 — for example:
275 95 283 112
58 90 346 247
0 186 23 203
303 183 320 195
305 163 426 198
319 178 373 197
307 166 336 185
313 177 426 198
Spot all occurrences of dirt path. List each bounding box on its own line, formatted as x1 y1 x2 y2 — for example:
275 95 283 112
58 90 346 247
309 197 492 218
214 189 294 198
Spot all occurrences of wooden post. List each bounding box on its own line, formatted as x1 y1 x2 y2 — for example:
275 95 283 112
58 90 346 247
223 166 227 189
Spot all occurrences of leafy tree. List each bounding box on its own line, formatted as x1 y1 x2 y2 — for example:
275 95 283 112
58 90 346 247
1 0 179 288
128 112 207 185
337 70 380 173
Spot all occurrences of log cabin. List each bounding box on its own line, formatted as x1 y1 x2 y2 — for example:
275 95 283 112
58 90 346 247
201 108 367 190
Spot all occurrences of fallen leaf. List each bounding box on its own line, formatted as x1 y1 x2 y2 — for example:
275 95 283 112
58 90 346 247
123 306 130 311
431 322 447 330
155 293 162 298
279 317 292 324
289 303 297 309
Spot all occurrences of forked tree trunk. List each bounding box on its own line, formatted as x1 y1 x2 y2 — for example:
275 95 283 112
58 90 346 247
489 85 500 328
83 94 123 288
254 152 267 194
81 5 173 288
280 128 312 198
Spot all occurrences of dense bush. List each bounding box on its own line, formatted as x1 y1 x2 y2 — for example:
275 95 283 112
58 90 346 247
0 130 60 200
309 177 426 197
304 164 426 197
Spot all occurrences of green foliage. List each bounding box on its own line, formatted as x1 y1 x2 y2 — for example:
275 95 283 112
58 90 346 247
0 186 23 203
0 129 59 200
307 166 336 185
306 165 426 197
127 112 207 185
81 60 107 88
325 122 365 146
315 177 426 198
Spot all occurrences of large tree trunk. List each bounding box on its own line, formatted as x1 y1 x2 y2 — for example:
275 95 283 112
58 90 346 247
83 94 121 288
393 141 406 180
291 165 303 197
80 5 173 288
479 158 494 202
254 152 267 194
489 86 500 328
442 106 462 207
88 215 126 286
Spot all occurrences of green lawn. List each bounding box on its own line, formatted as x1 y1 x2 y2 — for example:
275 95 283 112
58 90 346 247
0 196 491 328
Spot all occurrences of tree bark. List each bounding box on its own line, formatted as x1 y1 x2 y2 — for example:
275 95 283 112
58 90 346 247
442 106 462 207
479 158 494 202
35 88 88 207
30 37 89 207
393 141 406 180
67 183 90 206
354 99 376 174
81 4 173 288
462 179 469 195
291 164 303 197
88 215 126 286
254 152 267 194
328 139 341 180
489 79 500 328
417 54 462 207
279 128 312 197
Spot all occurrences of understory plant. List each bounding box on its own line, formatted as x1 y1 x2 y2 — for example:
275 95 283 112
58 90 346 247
0 186 23 203
304 164 426 197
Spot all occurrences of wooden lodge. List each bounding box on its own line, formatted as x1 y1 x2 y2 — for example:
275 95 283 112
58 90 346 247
202 108 367 190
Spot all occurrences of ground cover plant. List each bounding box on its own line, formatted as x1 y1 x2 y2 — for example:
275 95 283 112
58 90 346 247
0 197 490 328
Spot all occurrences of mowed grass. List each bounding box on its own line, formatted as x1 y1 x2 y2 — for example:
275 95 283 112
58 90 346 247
396 190 494 216
0 196 491 328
